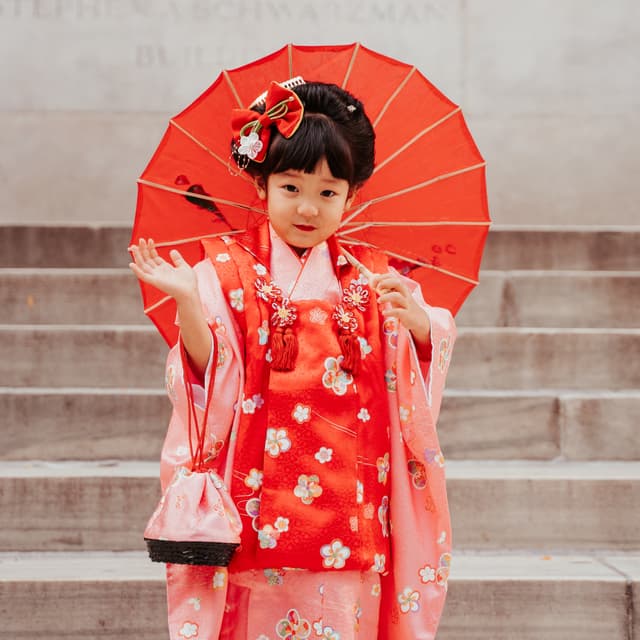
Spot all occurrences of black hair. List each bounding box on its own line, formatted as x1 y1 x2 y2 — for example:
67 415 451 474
231 82 375 189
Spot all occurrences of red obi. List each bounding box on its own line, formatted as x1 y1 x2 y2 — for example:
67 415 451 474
204 224 392 573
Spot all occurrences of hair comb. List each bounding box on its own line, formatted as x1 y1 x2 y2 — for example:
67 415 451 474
249 76 306 109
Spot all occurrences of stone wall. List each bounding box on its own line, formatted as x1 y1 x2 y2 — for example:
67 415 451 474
1 0 638 225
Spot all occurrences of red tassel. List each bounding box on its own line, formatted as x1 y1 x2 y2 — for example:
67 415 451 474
271 327 298 371
339 331 361 376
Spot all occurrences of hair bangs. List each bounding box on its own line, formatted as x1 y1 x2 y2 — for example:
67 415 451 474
266 114 354 184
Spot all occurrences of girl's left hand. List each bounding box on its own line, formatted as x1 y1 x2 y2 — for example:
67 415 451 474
371 273 431 349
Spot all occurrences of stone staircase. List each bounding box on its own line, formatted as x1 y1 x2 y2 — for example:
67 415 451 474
1 225 639 639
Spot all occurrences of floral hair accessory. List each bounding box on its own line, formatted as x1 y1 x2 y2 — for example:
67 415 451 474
231 81 304 165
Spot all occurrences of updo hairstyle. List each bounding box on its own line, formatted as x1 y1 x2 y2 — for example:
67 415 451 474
231 82 375 189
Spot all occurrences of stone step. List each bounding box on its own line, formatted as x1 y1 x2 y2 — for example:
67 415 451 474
1 225 639 270
440 390 640 461
1 268 145 325
0 552 166 640
1 460 638 552
0 388 169 461
0 225 132 268
0 551 636 640
447 460 640 551
2 388 639 462
481 226 640 271
448 327 640 390
457 270 640 328
2 325 638 390
4 268 639 328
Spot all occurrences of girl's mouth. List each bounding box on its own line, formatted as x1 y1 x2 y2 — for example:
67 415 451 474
294 224 316 232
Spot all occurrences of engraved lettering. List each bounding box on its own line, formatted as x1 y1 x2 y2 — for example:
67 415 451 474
136 44 168 68
183 44 205 67
33 0 60 18
212 0 245 20
370 2 396 22
298 2 318 21
0 0 446 22
191 0 211 21
263 1 293 21
401 3 420 22
131 0 153 18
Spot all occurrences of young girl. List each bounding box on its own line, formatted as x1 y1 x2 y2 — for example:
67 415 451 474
130 80 456 640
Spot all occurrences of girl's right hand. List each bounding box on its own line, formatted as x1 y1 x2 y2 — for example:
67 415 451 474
129 238 198 303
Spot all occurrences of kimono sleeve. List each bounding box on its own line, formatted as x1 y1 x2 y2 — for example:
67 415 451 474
160 258 243 491
410 284 456 424
380 279 456 639
398 273 457 424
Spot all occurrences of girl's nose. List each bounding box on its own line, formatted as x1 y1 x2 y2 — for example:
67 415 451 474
297 201 319 217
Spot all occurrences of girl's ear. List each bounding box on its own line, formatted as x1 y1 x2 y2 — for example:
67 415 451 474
346 187 359 209
255 177 267 200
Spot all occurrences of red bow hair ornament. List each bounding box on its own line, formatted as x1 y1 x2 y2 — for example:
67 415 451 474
231 81 304 164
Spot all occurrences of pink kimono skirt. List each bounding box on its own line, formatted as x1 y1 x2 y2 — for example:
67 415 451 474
220 568 381 639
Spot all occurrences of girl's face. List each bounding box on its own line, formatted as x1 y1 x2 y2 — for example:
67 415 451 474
256 157 355 252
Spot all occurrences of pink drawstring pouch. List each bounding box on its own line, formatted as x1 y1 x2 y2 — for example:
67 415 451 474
144 336 242 566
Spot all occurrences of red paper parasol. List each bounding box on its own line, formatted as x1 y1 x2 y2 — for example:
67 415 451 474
131 43 490 347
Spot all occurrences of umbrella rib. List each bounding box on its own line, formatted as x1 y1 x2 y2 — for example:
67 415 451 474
137 178 265 214
338 239 479 285
223 70 244 108
169 120 254 186
372 67 416 129
373 106 462 175
340 162 486 227
148 229 245 250
341 42 360 89
339 220 491 236
144 295 172 314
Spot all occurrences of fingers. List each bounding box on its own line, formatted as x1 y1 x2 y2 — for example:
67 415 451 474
147 239 164 266
169 249 185 267
128 260 150 282
372 273 410 312
128 238 164 279
372 273 409 296
377 290 409 309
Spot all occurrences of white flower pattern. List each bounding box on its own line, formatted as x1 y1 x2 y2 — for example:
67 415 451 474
178 622 199 638
419 564 436 583
372 553 386 573
292 403 311 424
378 496 390 537
258 524 279 549
265 428 292 457
253 263 267 275
320 539 351 569
321 357 354 396
376 453 390 485
293 474 323 504
229 288 244 311
398 587 420 613
237 131 263 159
213 571 226 589
244 468 263 490
314 447 333 464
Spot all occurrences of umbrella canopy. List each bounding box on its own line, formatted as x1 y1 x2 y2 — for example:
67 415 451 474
132 43 490 346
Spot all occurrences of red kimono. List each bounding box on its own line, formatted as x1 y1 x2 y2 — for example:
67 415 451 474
159 221 456 639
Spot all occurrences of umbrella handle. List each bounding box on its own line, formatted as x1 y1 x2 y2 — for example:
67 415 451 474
341 248 375 281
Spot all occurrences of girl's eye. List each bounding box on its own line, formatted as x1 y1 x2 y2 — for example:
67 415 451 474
321 190 337 198
283 184 298 193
